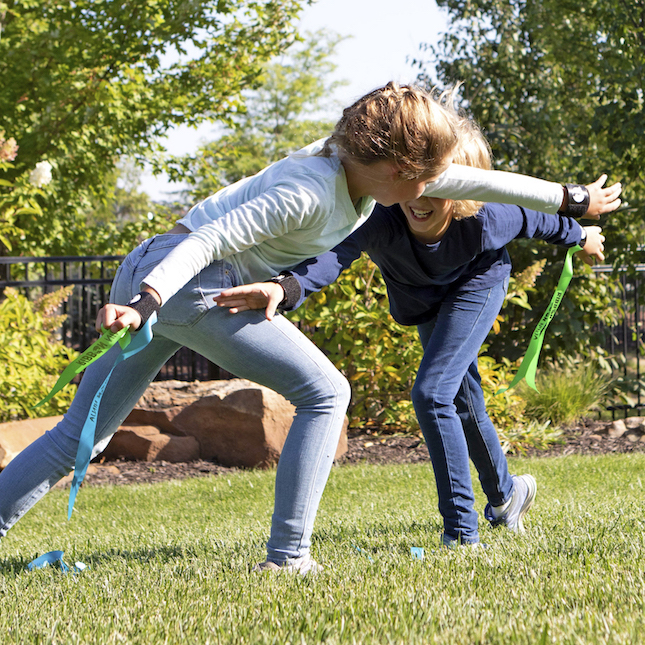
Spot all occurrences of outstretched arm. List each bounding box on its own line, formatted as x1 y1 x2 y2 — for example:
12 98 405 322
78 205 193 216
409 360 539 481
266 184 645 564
425 164 621 219
214 234 365 320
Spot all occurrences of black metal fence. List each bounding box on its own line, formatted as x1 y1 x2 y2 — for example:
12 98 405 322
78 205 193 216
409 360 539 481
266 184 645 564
2 255 645 414
0 255 230 381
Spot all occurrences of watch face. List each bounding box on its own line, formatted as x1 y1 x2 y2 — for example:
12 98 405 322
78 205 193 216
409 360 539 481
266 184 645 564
571 187 585 203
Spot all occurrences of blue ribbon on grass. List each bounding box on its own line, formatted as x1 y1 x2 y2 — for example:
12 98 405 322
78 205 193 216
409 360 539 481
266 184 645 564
27 550 87 573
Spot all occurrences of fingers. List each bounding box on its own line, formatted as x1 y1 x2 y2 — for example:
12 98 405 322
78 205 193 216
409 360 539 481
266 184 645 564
213 283 286 321
95 304 141 333
589 174 608 188
580 226 606 264
585 175 622 217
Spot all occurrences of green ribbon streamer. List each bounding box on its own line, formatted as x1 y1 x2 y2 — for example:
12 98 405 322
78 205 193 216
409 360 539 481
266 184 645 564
33 326 131 408
500 245 582 393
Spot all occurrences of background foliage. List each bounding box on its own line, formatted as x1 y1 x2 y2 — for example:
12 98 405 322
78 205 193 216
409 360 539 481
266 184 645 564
0 287 78 422
0 0 305 256
2 0 641 435
167 29 344 202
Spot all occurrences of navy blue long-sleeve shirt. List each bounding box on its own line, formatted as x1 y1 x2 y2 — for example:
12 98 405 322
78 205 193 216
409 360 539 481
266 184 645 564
284 202 584 326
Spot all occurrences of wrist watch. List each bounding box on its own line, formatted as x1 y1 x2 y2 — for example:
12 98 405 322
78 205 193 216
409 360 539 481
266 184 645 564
579 227 588 246
268 274 290 306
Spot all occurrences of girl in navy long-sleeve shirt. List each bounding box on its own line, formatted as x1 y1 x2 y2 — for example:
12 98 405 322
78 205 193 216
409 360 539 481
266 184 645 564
213 128 608 547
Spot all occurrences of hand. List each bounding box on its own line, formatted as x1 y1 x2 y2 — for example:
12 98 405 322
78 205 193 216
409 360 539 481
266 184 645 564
95 303 142 333
213 282 285 320
576 226 605 266
583 174 622 219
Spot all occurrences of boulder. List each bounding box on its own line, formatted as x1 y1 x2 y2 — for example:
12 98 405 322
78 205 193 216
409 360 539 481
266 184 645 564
0 416 64 469
127 379 347 468
102 424 200 463
0 378 348 470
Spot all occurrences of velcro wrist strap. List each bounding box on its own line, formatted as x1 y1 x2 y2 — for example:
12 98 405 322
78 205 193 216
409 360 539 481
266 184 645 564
561 184 590 218
268 273 302 310
127 291 161 325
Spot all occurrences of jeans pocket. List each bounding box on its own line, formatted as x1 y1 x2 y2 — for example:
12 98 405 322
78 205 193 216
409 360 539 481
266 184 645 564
197 260 238 311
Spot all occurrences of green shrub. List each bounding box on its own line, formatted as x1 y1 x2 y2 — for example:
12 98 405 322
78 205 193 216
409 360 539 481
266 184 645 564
0 287 79 421
477 351 563 454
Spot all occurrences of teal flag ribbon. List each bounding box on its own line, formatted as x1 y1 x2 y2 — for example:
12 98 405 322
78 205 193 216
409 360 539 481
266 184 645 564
68 312 157 519
33 326 132 408
27 550 87 573
500 245 582 393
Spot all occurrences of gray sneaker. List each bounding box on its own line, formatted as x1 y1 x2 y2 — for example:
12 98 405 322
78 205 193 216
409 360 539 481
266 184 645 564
253 554 323 575
484 474 537 533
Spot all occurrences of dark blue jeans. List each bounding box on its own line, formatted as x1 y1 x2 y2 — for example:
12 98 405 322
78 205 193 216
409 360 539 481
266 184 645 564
413 279 513 543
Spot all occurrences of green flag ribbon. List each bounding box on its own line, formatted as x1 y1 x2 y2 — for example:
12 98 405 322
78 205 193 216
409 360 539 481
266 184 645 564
33 326 132 408
500 245 582 393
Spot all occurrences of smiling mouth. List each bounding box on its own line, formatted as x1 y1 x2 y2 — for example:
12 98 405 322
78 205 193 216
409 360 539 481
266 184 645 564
410 208 433 221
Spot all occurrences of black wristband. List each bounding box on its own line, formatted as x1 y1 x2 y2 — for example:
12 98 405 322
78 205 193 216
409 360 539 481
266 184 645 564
561 184 590 218
268 273 302 311
127 291 161 326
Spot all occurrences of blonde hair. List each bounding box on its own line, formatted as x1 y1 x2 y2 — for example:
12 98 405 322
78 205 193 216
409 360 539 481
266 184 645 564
451 118 493 220
322 82 460 180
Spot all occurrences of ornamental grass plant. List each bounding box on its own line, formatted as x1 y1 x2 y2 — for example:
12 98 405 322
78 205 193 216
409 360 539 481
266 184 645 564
520 361 613 428
2 455 645 644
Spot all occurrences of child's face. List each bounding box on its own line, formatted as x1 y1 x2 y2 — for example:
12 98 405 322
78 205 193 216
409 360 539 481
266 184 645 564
344 158 451 206
399 196 454 243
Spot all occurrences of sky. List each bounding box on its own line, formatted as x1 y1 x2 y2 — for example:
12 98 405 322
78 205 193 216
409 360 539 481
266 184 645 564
140 0 450 200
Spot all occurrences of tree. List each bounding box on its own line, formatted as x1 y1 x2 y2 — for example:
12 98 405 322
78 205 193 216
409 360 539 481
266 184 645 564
169 29 346 201
0 0 305 256
411 0 640 364
415 0 645 263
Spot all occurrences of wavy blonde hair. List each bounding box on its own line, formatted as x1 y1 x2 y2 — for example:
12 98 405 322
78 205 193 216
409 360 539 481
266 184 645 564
451 118 493 220
322 82 461 180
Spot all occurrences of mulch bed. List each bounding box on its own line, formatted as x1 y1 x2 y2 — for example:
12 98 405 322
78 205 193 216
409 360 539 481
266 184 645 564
76 417 645 489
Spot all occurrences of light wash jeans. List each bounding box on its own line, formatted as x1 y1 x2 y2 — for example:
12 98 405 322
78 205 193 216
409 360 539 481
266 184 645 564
0 234 350 563
413 279 514 543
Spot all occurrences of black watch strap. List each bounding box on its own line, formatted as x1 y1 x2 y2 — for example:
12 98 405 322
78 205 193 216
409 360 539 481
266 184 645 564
561 184 590 218
268 273 302 310
127 291 161 325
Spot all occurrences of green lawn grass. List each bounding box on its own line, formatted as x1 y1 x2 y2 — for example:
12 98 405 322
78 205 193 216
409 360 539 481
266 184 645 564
2 455 645 644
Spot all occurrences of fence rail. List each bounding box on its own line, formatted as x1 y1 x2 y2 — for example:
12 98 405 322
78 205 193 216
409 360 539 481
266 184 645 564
2 255 645 416
0 255 229 382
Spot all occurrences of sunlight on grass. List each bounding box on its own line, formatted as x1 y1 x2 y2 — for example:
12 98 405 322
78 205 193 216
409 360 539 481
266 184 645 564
2 457 645 644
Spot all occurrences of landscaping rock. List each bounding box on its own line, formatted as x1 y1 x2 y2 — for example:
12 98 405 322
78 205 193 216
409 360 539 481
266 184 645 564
0 379 348 470
102 425 200 463
0 416 63 469
608 419 628 439
126 379 347 468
